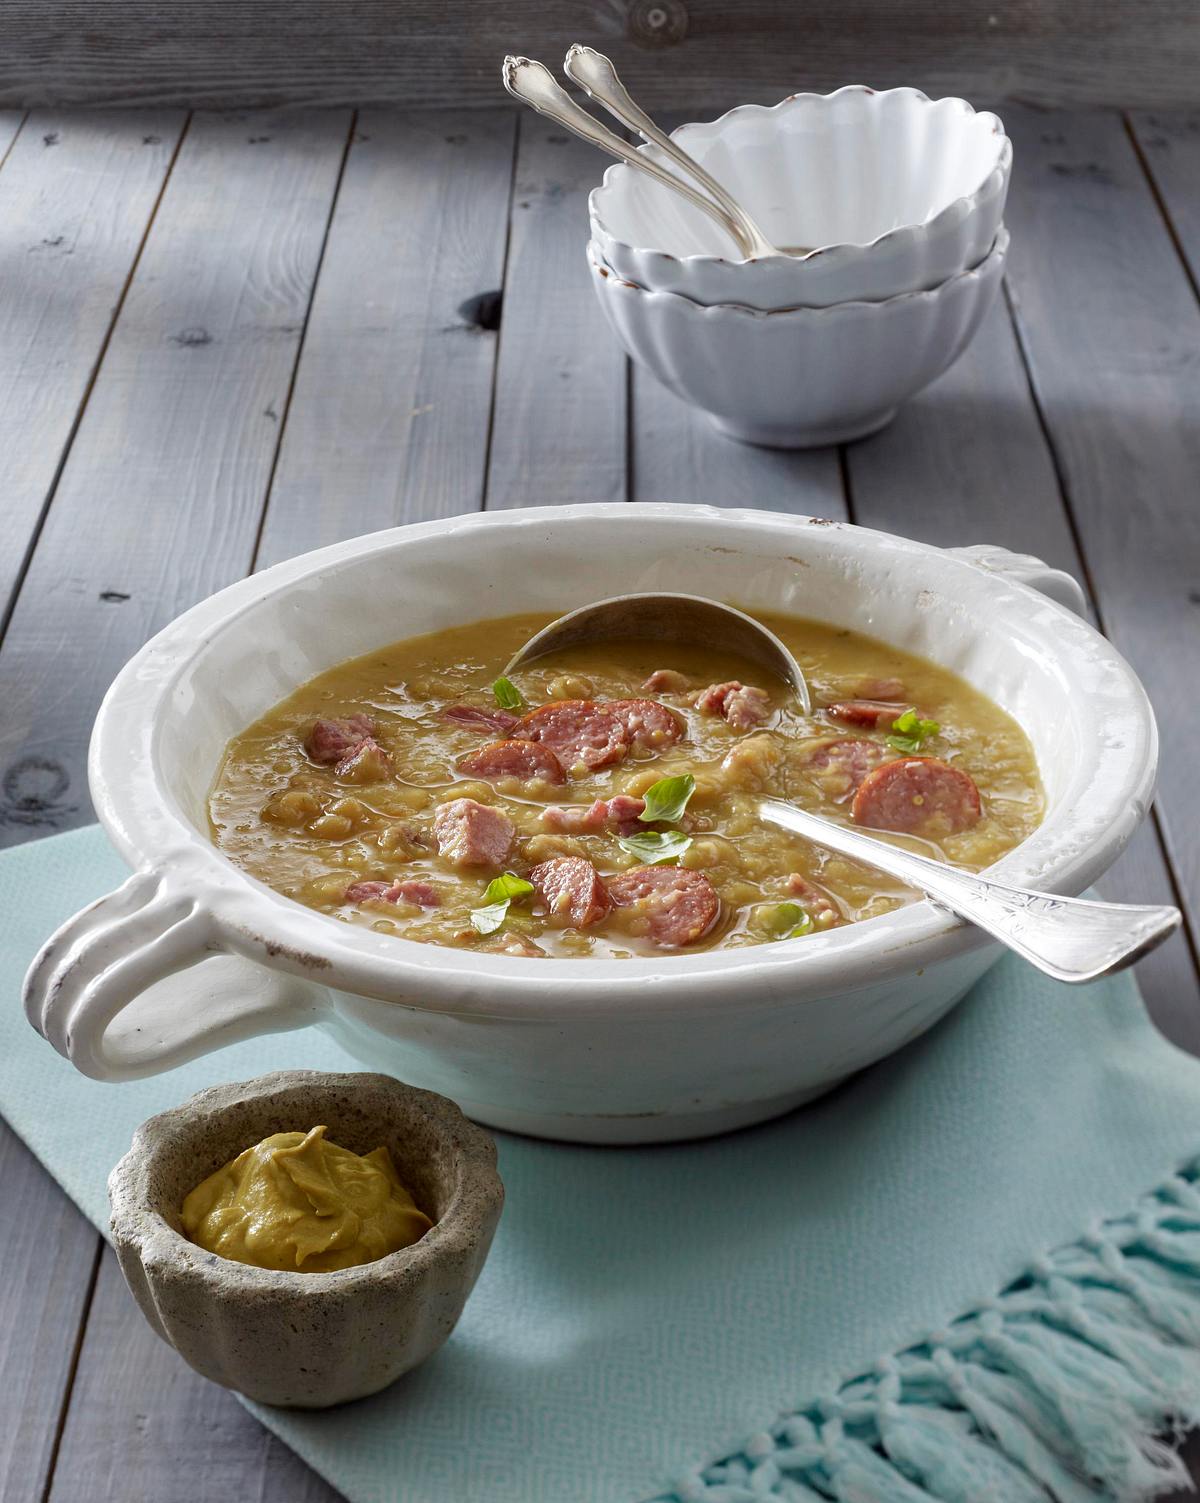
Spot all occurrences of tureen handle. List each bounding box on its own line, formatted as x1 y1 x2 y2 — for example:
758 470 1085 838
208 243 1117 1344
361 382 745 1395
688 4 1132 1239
946 545 1087 617
23 870 330 1081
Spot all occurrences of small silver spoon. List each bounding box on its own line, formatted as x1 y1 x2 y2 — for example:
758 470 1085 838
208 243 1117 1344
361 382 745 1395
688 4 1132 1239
561 45 779 260
507 593 1181 983
501 55 759 260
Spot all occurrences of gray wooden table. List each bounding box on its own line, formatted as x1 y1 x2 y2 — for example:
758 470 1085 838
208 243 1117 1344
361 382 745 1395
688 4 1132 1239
1 103 1198 1502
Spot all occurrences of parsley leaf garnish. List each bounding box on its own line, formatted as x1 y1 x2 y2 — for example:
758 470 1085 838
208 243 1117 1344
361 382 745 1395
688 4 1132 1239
469 871 535 935
886 709 940 755
638 774 695 825
766 902 815 940
617 829 693 865
492 676 525 712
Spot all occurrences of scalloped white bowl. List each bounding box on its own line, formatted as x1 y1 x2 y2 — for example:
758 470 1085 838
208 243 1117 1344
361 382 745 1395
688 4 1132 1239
591 87 1011 310
590 230 1007 447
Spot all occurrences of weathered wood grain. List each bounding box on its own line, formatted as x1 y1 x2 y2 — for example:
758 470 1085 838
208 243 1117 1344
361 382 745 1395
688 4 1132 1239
629 358 845 516
0 1119 99 1502
0 111 184 624
1128 111 1200 292
485 114 627 509
0 110 352 847
0 1 1197 110
47 1249 344 1503
255 110 515 568
843 290 1200 1052
1001 106 1200 972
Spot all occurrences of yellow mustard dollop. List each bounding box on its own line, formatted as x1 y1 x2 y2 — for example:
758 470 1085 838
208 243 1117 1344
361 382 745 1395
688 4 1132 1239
181 1125 433 1272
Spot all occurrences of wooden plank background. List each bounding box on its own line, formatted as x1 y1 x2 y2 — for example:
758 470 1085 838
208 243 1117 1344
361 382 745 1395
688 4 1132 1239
0 1 1198 111
0 99 1198 1501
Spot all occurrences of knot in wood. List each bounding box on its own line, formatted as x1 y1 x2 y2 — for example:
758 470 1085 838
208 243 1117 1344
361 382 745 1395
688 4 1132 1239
627 0 688 49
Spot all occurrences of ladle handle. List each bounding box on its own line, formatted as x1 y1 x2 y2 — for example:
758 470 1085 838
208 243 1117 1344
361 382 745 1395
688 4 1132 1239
563 44 777 260
757 798 1180 984
501 56 752 258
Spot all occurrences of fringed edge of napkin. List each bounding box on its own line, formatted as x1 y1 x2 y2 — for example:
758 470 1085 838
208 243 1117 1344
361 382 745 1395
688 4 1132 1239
660 1155 1200 1503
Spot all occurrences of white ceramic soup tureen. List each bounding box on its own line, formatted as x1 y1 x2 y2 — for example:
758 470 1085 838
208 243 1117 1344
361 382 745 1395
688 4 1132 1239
25 506 1155 1144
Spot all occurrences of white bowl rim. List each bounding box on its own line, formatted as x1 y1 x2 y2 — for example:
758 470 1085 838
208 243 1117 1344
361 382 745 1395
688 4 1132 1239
589 85 1012 270
88 505 1157 1020
588 227 1009 320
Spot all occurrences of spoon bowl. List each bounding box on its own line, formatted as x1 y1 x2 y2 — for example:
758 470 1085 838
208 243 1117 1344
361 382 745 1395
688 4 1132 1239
505 591 812 711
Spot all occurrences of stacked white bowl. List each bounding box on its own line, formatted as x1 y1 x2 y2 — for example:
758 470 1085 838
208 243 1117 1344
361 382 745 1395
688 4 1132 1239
588 87 1011 448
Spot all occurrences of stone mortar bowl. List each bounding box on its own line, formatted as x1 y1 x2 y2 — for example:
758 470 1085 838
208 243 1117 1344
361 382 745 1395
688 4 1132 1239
107 1069 504 1408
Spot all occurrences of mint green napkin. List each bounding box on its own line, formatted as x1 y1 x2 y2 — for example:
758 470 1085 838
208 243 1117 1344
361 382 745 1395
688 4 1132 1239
4 827 1200 1503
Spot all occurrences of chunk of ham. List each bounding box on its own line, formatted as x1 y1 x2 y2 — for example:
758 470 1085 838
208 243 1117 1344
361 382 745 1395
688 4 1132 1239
540 795 646 835
696 681 771 729
433 798 515 868
334 736 392 782
305 714 376 765
529 857 611 928
642 668 690 693
345 878 441 908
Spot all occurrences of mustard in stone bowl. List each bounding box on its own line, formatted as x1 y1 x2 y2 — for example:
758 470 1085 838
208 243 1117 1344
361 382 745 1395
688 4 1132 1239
108 1070 504 1408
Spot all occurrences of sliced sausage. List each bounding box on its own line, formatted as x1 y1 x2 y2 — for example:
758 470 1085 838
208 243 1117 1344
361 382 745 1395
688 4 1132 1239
541 795 646 834
852 757 982 837
513 700 627 771
530 856 612 928
334 737 393 782
825 699 911 729
642 668 689 693
806 737 889 802
604 698 683 751
696 681 771 729
458 738 566 785
607 865 720 948
305 713 375 765
346 878 440 908
433 798 516 867
440 704 520 736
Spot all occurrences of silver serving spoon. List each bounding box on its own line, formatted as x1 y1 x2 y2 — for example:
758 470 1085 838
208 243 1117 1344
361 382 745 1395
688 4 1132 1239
501 56 764 260
506 593 1181 983
561 45 780 260
507 592 811 712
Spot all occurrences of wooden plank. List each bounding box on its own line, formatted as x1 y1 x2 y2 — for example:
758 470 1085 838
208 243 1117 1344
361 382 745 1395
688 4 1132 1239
843 290 1200 1052
255 109 515 568
1128 110 1200 293
0 110 184 624
48 1248 343 1503
629 358 845 517
485 113 627 509
0 109 352 848
0 1119 99 1501
0 2 1197 111
1000 106 1200 982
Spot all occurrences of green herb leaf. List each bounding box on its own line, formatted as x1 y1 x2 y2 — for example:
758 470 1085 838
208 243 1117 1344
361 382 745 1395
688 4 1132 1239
617 829 693 865
766 902 815 941
469 901 510 936
469 871 535 934
638 773 696 826
886 709 940 755
482 871 535 904
492 676 525 712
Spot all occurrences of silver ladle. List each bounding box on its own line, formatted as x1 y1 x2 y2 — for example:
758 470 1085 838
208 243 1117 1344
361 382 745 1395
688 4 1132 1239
501 55 777 261
506 592 1181 984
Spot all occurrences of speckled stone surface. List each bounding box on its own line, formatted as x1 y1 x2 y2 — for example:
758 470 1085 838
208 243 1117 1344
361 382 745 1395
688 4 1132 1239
107 1070 504 1408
